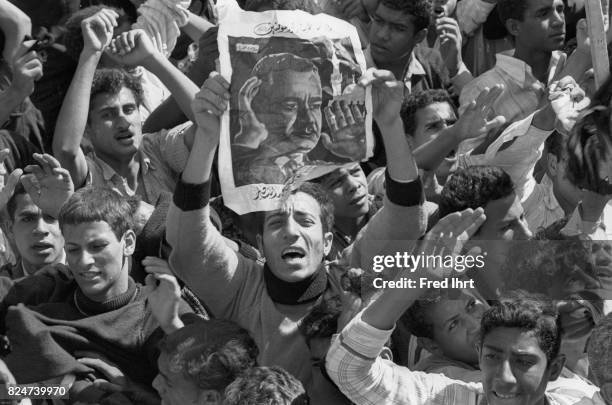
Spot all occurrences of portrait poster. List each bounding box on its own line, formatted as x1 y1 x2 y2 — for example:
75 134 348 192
216 0 373 214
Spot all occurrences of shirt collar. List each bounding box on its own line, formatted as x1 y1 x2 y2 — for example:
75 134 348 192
364 46 425 80
93 148 152 182
494 50 562 85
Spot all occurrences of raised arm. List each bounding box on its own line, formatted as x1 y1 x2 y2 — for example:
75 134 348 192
106 29 199 123
327 209 486 404
166 73 248 318
52 8 117 188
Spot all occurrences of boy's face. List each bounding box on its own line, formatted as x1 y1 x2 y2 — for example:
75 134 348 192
63 221 134 302
153 351 221 405
258 192 333 282
319 164 369 219
88 87 143 163
10 193 64 271
480 327 563 405
424 291 488 366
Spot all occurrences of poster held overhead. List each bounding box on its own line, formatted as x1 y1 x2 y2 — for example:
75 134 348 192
216 0 372 214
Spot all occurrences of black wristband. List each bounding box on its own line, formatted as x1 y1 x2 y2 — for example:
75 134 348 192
385 170 424 207
173 178 211 211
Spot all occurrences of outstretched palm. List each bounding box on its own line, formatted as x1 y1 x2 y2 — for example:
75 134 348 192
21 154 74 218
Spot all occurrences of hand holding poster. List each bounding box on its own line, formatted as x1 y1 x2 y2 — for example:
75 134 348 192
216 0 372 214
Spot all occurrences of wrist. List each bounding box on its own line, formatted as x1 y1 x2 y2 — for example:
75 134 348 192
140 52 164 72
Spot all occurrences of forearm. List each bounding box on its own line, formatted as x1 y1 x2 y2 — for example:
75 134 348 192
142 55 199 123
414 126 459 171
379 118 418 182
562 49 591 83
182 126 216 183
52 51 100 186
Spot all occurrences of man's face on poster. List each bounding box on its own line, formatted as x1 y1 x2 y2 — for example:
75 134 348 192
253 69 323 157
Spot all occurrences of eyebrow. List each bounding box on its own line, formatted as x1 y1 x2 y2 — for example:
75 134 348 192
483 344 504 353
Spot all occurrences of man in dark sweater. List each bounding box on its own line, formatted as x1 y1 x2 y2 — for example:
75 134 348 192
0 184 192 403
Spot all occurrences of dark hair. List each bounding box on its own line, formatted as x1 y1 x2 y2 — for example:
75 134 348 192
252 53 318 90
223 366 308 405
90 68 144 112
58 186 135 240
439 166 515 217
544 130 565 160
480 292 562 364
6 183 28 222
260 182 335 234
158 319 259 392
243 0 321 13
299 295 342 345
401 89 456 136
64 6 132 62
587 313 612 387
496 0 529 25
379 0 432 32
400 290 446 339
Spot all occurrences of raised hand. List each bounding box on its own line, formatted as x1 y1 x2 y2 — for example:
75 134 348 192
106 29 158 68
192 71 230 145
0 149 23 210
143 256 184 334
358 68 403 127
437 17 463 76
81 8 118 53
76 355 130 393
9 40 43 99
417 207 486 279
21 153 74 218
234 76 268 149
321 99 366 159
548 75 587 132
453 85 506 143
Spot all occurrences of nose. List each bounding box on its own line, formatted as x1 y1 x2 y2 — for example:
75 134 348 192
375 23 391 41
497 359 517 386
345 174 361 194
296 105 317 135
115 111 131 129
281 217 300 240
32 218 50 236
152 375 163 395
75 250 95 269
551 8 564 27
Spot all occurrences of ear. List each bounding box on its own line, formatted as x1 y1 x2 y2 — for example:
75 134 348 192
546 153 559 177
323 231 333 256
546 354 566 381
505 18 521 37
122 229 136 257
417 336 443 357
414 28 428 45
256 233 264 253
380 346 394 361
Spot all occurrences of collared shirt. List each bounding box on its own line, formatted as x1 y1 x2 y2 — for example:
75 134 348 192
326 313 606 405
457 51 563 155
86 122 191 204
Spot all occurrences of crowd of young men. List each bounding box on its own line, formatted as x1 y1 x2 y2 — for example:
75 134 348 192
0 0 611 403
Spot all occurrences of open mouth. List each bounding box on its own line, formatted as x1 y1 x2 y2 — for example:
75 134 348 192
281 247 306 261
492 391 519 400
32 242 54 251
434 6 445 17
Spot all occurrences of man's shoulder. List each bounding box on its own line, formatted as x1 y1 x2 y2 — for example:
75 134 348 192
413 46 444 68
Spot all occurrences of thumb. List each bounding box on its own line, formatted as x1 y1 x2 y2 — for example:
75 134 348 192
483 116 507 133
321 132 334 150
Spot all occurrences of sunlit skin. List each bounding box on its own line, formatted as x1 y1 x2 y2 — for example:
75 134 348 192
421 291 489 366
87 87 143 169
479 327 564 405
320 164 369 219
9 193 65 273
63 221 134 302
257 192 333 282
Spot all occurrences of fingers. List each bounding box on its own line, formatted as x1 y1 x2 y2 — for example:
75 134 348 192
333 100 347 128
194 72 231 116
358 68 397 88
324 106 339 132
351 102 365 124
142 256 173 275
484 115 507 132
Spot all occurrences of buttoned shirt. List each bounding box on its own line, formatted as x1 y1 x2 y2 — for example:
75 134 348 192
326 313 606 405
364 46 426 94
86 122 191 204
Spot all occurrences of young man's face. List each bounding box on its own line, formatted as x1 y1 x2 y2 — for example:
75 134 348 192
472 193 532 242
423 291 489 366
480 327 563 405
254 70 323 158
10 193 64 271
369 4 424 66
512 0 565 53
411 101 457 149
319 164 369 219
63 221 134 302
88 87 143 162
258 192 333 282
153 351 221 405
